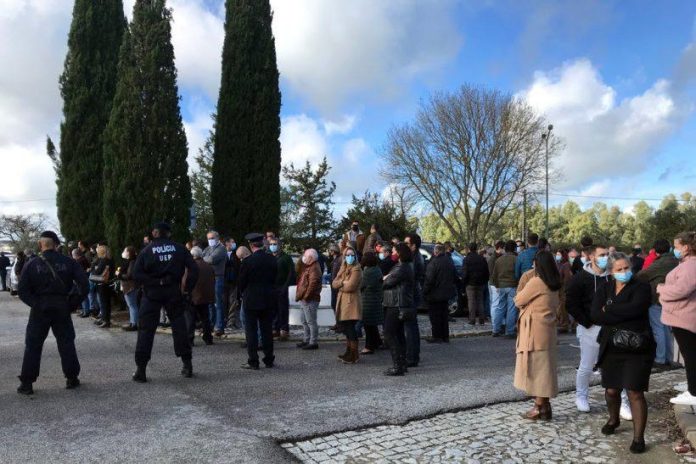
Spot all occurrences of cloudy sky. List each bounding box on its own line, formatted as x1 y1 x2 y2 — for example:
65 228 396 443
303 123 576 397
1 0 695 223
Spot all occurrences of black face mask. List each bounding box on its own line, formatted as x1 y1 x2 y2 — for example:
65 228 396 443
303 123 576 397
633 248 641 254
351 225 359 231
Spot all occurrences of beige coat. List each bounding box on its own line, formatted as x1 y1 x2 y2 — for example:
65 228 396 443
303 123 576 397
513 276 560 398
332 262 363 321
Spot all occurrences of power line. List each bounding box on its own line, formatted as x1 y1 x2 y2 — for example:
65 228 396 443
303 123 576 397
0 198 53 204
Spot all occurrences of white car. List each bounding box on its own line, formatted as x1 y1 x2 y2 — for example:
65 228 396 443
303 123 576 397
5 256 18 295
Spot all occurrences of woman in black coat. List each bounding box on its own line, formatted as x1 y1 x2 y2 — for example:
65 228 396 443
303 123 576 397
591 252 655 454
382 243 415 376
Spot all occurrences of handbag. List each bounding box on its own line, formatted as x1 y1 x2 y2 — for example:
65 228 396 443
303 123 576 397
612 328 651 352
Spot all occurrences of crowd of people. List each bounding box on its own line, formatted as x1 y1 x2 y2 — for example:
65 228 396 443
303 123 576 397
8 219 696 455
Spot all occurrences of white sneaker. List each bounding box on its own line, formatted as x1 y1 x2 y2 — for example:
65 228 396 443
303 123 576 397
670 391 696 406
675 382 689 392
620 403 633 421
576 397 590 413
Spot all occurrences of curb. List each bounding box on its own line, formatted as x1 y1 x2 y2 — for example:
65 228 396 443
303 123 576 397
674 403 696 445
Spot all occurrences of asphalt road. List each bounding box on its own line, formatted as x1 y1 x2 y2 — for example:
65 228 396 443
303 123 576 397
0 292 585 463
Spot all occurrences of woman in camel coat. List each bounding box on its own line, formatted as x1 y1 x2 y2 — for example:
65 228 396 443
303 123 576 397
332 245 363 364
514 250 562 421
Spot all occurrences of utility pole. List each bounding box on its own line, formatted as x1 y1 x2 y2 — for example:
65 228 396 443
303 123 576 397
522 189 527 243
541 124 553 239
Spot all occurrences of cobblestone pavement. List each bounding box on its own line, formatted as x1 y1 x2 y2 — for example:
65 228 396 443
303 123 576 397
283 370 696 463
218 315 492 341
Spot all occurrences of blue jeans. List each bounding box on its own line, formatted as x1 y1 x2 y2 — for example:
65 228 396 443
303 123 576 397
80 296 90 315
124 291 139 325
209 276 225 331
88 282 99 315
493 287 517 336
483 284 491 318
649 304 673 364
489 285 499 326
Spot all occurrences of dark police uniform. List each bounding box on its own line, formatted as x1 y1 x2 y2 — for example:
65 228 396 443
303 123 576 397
18 249 88 387
133 235 198 377
239 234 278 368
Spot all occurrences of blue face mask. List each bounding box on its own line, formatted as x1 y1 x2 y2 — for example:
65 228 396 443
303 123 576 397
596 256 608 270
614 271 633 283
580 257 589 265
674 249 683 260
345 255 356 265
555 255 562 263
379 252 386 261
269 244 278 253
231 243 237 251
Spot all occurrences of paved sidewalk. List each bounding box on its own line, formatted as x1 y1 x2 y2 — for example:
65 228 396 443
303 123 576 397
283 370 694 463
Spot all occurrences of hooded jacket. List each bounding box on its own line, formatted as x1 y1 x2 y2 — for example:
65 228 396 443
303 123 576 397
565 262 610 328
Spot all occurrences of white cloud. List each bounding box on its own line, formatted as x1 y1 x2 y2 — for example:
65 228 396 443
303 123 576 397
270 0 462 115
323 114 357 136
280 114 329 167
520 59 684 190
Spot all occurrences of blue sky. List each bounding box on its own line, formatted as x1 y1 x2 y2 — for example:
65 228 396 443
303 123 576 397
1 0 695 222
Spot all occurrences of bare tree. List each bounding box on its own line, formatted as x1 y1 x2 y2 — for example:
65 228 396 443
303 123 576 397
0 214 48 252
381 85 561 244
384 183 419 219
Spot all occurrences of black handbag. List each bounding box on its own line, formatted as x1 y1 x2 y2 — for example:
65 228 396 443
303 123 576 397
612 328 651 352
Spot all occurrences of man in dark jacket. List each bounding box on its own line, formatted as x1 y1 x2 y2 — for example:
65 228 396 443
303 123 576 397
571 236 594 274
377 242 396 276
238 233 278 369
491 240 519 337
565 244 611 413
270 237 294 340
462 242 490 325
17 231 89 395
515 233 539 280
132 222 199 382
637 239 679 367
0 251 10 291
404 233 424 367
423 243 457 343
630 244 645 274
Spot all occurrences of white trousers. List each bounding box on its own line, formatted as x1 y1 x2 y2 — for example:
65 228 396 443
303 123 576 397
576 325 601 399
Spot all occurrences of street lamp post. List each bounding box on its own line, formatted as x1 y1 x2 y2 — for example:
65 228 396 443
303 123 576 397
541 124 553 239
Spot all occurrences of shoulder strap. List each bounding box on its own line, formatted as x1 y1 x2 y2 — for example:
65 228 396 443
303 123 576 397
39 254 69 288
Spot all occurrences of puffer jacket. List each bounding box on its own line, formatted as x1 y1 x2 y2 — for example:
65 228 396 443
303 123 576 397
383 262 414 309
660 256 696 333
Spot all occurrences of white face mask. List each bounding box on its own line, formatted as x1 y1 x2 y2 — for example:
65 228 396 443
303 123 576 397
302 255 310 265
121 251 129 260
208 239 218 247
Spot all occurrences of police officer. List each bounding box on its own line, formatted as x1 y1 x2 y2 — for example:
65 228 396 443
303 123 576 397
132 222 198 382
238 233 277 370
17 231 88 395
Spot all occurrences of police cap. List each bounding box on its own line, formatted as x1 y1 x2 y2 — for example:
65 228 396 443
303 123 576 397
153 222 171 233
39 230 60 245
245 232 264 244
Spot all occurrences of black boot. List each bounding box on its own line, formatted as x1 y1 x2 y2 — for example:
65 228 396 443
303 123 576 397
66 377 80 389
181 359 193 378
17 378 33 395
132 365 147 383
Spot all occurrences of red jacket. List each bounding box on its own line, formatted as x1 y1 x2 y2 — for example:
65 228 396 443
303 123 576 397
642 249 657 270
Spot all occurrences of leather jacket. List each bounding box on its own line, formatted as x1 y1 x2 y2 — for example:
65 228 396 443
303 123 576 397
382 262 414 308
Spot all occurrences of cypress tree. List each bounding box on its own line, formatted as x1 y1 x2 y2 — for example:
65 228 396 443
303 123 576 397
57 0 126 243
212 0 281 239
103 0 192 254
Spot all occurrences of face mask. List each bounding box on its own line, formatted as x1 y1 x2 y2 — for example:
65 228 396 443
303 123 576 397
208 239 218 247
301 255 309 265
674 249 683 260
555 255 562 263
596 256 608 270
351 225 359 231
379 253 386 261
345 255 356 265
121 251 129 260
230 243 237 251
516 247 522 253
633 248 641 254
269 244 279 253
580 257 589 265
614 271 633 283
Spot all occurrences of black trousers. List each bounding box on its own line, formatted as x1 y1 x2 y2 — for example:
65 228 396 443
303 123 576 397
185 303 212 344
340 320 359 341
674 327 696 395
273 287 289 332
0 269 7 291
364 324 382 350
135 295 191 367
384 307 406 368
20 307 80 383
97 284 112 322
429 300 450 340
245 308 274 367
